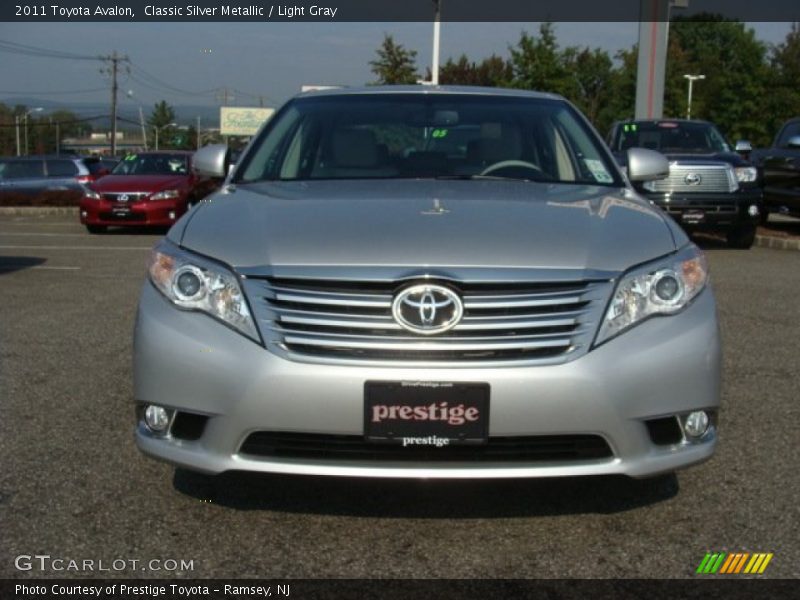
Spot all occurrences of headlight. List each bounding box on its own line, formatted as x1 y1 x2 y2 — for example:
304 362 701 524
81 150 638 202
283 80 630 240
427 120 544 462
85 190 103 200
734 166 757 183
150 189 181 201
147 240 259 342
595 244 709 346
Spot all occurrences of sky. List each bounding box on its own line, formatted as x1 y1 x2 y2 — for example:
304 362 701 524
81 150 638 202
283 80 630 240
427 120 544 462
0 22 793 114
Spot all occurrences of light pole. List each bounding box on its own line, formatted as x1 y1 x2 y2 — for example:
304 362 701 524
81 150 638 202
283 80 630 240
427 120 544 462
15 107 43 156
431 0 441 85
154 122 177 151
684 74 705 120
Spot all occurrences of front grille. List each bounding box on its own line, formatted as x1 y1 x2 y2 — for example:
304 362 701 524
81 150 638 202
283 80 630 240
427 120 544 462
646 164 737 194
239 432 613 462
102 192 149 202
244 277 610 364
99 211 146 221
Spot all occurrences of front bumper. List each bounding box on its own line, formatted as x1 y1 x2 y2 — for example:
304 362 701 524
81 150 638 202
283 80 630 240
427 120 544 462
79 197 185 227
134 282 721 479
641 188 762 230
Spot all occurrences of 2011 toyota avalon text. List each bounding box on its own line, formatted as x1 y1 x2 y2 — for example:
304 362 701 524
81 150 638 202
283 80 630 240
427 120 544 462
134 86 721 480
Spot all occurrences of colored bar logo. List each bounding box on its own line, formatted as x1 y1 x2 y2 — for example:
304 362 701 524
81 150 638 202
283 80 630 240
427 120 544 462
696 552 773 574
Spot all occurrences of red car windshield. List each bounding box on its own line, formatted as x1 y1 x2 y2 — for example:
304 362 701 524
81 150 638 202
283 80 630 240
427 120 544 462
112 154 188 176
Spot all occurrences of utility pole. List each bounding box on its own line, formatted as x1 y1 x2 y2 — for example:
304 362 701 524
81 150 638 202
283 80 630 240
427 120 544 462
196 116 201 150
100 51 129 156
216 88 234 106
431 0 441 85
139 106 148 150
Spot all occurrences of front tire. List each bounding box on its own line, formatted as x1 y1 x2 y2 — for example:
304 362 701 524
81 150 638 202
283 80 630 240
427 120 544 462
726 223 756 249
86 225 107 234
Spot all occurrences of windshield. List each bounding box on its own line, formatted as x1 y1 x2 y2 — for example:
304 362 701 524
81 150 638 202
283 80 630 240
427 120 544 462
612 121 731 153
235 93 622 186
112 153 189 176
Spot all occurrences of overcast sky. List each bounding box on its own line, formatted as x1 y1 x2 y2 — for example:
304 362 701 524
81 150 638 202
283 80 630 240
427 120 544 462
0 22 792 110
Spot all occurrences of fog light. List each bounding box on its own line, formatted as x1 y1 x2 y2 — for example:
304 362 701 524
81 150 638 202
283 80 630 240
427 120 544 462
683 411 710 438
748 205 759 217
168 211 176 220
80 210 88 218
144 404 171 433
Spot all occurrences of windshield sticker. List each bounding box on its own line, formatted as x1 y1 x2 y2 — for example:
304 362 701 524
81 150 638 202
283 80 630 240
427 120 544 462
623 123 638 132
431 129 449 138
124 154 138 161
584 159 614 183
658 122 679 128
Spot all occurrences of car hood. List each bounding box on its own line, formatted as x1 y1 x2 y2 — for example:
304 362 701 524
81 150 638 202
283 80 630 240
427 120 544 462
90 174 187 191
177 180 678 275
660 151 748 166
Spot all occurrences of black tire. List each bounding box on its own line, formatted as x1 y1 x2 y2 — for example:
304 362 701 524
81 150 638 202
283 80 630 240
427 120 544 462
86 225 107 234
726 223 756 249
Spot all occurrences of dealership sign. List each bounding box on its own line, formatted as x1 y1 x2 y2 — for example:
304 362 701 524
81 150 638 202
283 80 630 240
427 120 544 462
220 107 274 136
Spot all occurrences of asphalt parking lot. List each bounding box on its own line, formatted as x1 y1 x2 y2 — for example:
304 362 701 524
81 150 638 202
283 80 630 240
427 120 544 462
0 214 798 579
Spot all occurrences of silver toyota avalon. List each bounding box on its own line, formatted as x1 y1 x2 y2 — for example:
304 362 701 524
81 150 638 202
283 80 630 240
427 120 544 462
134 86 720 480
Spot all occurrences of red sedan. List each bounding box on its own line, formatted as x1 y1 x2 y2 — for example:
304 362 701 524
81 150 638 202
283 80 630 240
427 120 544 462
79 151 217 233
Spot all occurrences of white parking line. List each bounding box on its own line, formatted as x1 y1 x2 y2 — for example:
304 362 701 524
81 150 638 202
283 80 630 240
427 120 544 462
0 245 151 250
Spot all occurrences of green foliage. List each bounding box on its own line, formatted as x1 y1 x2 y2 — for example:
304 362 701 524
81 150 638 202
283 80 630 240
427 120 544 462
438 54 512 87
148 100 177 149
370 35 418 84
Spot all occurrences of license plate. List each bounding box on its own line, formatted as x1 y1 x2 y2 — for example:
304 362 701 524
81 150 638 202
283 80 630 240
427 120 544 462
682 209 705 223
112 206 131 216
364 381 489 446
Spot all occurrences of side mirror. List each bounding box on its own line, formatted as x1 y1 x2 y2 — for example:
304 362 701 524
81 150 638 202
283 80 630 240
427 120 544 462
626 147 669 182
193 144 230 178
735 140 752 154
786 136 800 149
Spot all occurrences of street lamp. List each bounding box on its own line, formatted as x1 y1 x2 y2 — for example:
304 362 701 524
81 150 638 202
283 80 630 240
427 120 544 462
154 122 177 150
684 74 705 120
15 107 43 156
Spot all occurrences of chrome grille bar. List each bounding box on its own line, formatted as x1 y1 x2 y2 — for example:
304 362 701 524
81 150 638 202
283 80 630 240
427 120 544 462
244 276 609 365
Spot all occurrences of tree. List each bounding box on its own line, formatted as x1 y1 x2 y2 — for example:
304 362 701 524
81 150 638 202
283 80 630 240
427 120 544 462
437 54 512 87
667 16 771 145
561 47 614 129
370 35 418 84
147 100 177 149
508 23 570 94
766 22 800 141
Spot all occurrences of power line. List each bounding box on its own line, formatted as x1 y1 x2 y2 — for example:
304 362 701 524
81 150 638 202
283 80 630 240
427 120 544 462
0 39 98 61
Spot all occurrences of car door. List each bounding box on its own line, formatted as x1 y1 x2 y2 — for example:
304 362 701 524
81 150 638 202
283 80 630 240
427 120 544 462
0 158 46 195
45 159 83 191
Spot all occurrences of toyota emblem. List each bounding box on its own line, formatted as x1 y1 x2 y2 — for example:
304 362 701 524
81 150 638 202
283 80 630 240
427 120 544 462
684 173 702 186
391 284 463 335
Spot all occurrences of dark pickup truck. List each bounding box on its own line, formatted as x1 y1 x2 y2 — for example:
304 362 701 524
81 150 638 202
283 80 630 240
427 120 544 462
750 118 800 223
608 119 762 249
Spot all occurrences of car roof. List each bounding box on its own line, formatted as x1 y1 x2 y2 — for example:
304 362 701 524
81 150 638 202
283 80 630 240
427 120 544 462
295 85 563 102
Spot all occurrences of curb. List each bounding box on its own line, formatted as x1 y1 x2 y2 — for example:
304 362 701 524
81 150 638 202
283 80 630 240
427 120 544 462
0 206 79 216
1 206 799 252
755 234 800 252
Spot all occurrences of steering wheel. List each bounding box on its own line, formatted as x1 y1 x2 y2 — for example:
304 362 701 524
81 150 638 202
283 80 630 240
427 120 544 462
480 160 543 177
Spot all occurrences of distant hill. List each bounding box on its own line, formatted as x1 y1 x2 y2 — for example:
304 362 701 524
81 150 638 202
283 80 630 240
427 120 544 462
1 98 224 129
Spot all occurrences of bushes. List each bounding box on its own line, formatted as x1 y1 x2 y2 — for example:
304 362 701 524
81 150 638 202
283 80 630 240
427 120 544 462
0 189 83 207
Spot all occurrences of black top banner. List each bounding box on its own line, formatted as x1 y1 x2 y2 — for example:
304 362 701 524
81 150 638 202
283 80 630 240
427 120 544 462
3 0 800 22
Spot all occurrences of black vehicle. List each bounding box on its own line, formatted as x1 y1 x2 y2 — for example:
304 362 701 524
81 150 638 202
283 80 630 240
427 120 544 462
608 119 762 248
750 117 800 222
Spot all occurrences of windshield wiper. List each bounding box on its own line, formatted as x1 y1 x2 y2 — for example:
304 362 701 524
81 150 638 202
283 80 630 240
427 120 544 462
433 174 541 182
